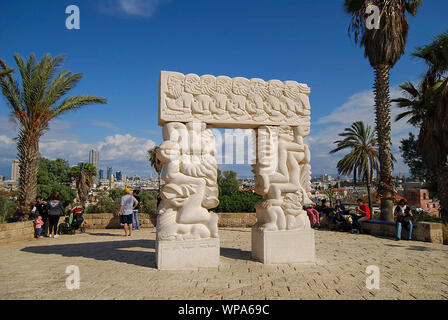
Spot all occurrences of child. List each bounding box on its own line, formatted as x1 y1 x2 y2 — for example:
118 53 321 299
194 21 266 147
34 215 44 239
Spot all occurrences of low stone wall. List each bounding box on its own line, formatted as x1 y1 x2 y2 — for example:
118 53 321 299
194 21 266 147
0 221 35 244
84 213 257 229
360 220 444 244
84 213 157 229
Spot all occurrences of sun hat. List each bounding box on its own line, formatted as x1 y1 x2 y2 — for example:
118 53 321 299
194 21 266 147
124 187 130 194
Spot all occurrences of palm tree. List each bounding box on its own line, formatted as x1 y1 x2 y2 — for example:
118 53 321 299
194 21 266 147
324 189 337 207
70 163 97 207
330 121 380 216
148 145 162 192
0 54 107 215
393 31 448 222
344 0 423 221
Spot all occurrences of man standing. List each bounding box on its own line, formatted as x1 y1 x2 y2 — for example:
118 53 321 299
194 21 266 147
118 188 139 237
132 188 141 230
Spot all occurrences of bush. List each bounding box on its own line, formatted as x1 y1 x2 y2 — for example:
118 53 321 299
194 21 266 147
0 192 18 223
212 191 261 213
86 191 120 215
410 208 443 224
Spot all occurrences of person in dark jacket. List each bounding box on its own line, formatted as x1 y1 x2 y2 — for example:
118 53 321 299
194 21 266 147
394 199 413 241
46 193 65 238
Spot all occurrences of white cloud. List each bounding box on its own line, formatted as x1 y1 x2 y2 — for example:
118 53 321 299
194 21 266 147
98 133 155 162
99 0 170 18
309 86 419 176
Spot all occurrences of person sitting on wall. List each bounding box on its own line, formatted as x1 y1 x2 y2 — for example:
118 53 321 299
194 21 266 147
316 199 333 217
352 198 371 234
304 203 320 228
394 199 413 241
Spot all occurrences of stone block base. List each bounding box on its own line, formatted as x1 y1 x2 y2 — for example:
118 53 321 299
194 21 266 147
251 228 315 264
156 238 220 270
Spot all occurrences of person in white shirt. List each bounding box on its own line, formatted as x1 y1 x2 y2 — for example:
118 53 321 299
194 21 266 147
118 188 139 237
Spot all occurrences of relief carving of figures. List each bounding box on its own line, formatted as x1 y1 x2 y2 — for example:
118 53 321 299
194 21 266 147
253 122 313 231
156 121 219 241
159 71 311 126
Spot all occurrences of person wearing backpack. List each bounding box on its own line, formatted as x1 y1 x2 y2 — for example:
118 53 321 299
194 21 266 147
46 193 65 238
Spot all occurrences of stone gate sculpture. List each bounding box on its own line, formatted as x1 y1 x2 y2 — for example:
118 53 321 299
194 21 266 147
156 71 315 270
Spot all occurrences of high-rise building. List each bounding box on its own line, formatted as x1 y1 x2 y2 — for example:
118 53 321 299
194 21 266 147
89 149 99 171
116 171 122 181
11 160 20 182
107 167 113 179
98 169 104 180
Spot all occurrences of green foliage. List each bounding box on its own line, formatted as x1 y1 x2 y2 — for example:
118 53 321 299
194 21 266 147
0 192 18 223
37 157 76 206
138 190 158 214
86 191 120 214
109 188 125 201
212 191 261 213
217 169 240 196
410 209 443 224
86 189 158 214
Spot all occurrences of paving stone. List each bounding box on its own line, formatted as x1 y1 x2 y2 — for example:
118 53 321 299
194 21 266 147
0 227 447 299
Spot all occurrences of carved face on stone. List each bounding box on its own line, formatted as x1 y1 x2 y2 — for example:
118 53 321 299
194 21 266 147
268 80 284 98
284 81 300 101
282 192 304 214
250 78 268 99
232 77 250 96
166 73 185 99
215 76 232 95
184 73 201 95
296 119 311 138
200 75 216 96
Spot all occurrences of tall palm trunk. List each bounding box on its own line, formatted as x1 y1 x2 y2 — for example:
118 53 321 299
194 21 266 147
437 166 448 223
17 131 40 217
374 64 395 221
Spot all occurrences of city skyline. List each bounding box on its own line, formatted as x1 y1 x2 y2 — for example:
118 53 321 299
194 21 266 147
1 1 447 178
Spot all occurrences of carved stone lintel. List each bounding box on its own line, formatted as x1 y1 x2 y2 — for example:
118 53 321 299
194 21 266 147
159 71 311 127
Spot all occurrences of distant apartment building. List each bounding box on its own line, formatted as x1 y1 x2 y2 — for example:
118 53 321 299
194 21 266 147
405 188 440 217
11 160 20 182
89 149 99 171
107 167 113 180
98 169 104 180
116 171 122 181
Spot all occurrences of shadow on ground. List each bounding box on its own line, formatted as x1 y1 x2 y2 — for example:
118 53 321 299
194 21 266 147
21 239 157 268
220 247 251 260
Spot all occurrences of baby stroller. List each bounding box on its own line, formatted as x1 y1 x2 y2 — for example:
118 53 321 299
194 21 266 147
58 206 86 235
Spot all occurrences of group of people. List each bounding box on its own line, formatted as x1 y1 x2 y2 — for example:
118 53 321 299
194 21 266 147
118 188 141 237
304 198 370 233
303 197 414 240
30 193 66 239
30 187 144 239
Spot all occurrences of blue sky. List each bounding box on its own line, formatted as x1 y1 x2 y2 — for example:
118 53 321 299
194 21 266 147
0 0 447 179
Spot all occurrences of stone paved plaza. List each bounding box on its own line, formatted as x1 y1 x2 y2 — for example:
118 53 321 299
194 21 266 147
1 228 447 300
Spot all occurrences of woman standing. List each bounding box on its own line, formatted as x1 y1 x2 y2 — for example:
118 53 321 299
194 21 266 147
47 193 65 238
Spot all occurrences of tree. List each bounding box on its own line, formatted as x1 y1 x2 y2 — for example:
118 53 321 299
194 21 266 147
324 189 337 206
70 163 97 207
148 145 162 192
393 31 448 222
0 54 107 215
37 157 76 207
344 0 423 221
398 133 437 194
330 121 379 216
217 170 240 196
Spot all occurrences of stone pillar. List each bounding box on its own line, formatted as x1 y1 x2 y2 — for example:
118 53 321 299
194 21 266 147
251 123 316 264
155 121 220 270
